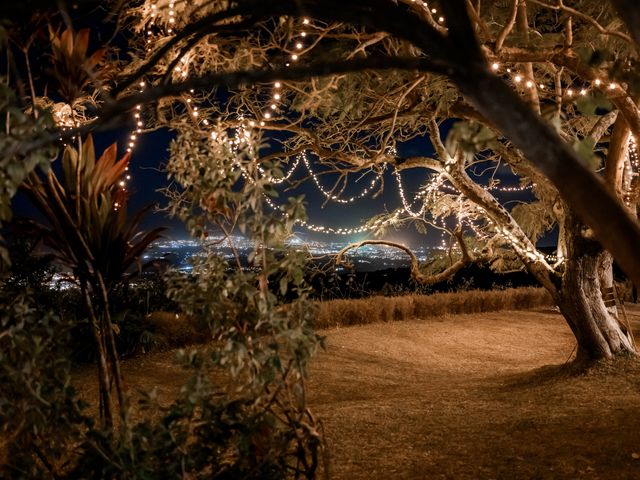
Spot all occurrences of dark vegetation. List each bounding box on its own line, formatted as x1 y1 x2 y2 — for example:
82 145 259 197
1 230 569 373
3 233 548 359
309 263 538 300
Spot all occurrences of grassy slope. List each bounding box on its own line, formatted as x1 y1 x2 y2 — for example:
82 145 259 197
309 306 640 479
77 303 640 479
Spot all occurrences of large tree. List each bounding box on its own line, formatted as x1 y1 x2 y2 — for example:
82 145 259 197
113 0 640 361
3 1 640 361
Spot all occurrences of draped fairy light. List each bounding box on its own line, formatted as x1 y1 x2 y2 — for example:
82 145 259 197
262 155 301 184
630 137 639 171
114 73 147 207
301 152 385 204
623 136 639 207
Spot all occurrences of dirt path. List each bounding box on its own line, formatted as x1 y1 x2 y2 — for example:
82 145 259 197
83 307 640 479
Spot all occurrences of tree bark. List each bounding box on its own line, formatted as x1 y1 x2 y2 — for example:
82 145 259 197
82 282 113 429
557 215 635 361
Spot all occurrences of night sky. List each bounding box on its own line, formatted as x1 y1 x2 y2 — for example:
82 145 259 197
12 123 536 250
11 127 442 246
7 7 535 251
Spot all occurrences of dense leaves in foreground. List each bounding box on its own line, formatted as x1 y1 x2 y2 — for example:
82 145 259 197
0 127 323 478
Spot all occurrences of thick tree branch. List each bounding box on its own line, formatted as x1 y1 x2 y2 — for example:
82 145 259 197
334 234 474 287
610 0 640 47
10 56 449 160
454 65 640 289
531 0 635 46
494 0 519 53
604 115 631 198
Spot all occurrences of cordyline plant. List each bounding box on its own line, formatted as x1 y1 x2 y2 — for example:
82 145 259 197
48 26 107 107
21 135 164 429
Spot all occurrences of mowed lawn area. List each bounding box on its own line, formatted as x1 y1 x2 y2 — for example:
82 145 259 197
78 306 640 479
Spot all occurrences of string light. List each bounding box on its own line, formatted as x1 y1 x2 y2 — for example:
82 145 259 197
624 136 638 207
301 152 384 204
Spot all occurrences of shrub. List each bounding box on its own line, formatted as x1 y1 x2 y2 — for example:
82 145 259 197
314 287 553 329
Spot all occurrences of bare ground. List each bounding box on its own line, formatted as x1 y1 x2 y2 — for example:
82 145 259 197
79 306 640 479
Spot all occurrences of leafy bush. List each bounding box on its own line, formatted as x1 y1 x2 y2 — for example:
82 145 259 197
1 130 326 478
0 290 88 478
0 288 321 478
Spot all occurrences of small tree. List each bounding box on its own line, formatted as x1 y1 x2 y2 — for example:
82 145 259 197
21 135 164 428
1 13 323 477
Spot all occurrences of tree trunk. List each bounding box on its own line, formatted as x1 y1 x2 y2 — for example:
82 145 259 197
557 215 635 362
81 282 113 429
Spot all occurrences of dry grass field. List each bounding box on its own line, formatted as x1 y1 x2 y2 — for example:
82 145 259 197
308 306 640 479
314 287 552 328
75 299 640 479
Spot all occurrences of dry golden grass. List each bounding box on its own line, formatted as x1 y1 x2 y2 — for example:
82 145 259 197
71 304 640 479
314 287 553 329
145 288 554 348
146 311 207 348
307 306 640 479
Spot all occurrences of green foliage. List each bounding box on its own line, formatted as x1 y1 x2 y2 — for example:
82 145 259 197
0 83 57 268
445 121 498 156
2 237 55 293
68 348 321 479
22 136 165 290
0 282 322 478
572 135 602 171
511 201 556 243
48 27 107 105
2 119 322 476
19 136 165 430
163 125 323 476
0 290 89 479
575 92 614 116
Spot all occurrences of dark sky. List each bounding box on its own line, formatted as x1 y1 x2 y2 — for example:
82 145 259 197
7 7 536 251
126 129 446 247
12 126 535 249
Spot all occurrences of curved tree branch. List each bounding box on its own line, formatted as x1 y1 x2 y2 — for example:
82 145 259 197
334 232 474 287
